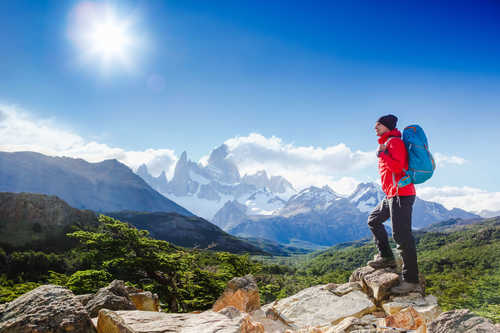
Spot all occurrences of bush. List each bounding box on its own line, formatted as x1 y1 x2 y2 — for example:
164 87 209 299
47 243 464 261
66 269 112 295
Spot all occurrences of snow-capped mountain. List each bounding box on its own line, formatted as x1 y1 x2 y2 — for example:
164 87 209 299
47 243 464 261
135 143 480 246
348 182 385 212
228 185 370 246
136 144 296 220
278 185 342 217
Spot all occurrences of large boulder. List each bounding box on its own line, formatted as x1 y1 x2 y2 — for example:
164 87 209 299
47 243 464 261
0 284 96 333
261 284 376 329
96 310 244 333
86 280 136 317
96 309 136 333
427 309 499 333
213 274 260 313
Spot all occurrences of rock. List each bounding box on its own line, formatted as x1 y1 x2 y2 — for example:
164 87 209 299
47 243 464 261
382 293 440 323
99 310 243 333
219 306 242 319
262 284 376 329
383 306 425 331
75 294 94 306
213 274 260 313
86 280 136 317
251 309 292 332
97 308 136 333
362 269 399 302
349 266 376 283
328 316 373 332
427 309 499 333
241 314 264 333
326 282 364 297
0 284 96 333
349 266 399 302
128 292 160 312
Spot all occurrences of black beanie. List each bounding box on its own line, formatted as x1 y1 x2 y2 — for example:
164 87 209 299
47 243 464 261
377 114 398 131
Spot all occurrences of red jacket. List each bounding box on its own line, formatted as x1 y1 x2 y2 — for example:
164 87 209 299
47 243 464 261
378 129 416 198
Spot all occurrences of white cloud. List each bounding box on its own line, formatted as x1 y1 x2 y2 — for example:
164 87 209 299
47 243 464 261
418 185 500 214
433 152 466 166
222 133 374 193
0 104 177 179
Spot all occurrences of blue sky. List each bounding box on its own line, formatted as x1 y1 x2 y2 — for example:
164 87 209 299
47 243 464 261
1 1 499 212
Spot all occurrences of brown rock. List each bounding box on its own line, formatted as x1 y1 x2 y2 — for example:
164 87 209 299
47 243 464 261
213 274 260 313
241 315 265 333
86 280 136 317
97 309 136 333
128 292 160 312
384 306 425 330
0 284 96 333
427 309 499 333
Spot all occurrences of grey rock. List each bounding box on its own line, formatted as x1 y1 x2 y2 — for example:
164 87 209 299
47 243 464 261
427 309 499 333
0 284 96 333
75 294 94 306
262 284 376 329
85 280 136 317
108 310 243 333
218 306 242 319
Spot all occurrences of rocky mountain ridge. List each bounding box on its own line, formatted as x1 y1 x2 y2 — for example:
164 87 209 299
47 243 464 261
0 151 192 215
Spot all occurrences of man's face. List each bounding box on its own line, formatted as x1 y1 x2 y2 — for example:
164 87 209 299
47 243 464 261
374 122 390 136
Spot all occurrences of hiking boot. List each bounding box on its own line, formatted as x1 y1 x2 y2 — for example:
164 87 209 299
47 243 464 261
391 281 422 294
367 254 396 269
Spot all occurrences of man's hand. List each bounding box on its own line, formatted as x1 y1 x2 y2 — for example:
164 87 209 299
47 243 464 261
377 144 386 157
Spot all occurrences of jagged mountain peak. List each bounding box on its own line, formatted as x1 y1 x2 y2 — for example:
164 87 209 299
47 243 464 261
205 144 240 184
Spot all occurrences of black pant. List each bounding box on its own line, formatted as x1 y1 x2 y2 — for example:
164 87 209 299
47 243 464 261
367 195 418 283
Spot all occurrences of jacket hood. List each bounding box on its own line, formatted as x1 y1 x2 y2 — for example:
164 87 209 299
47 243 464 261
378 129 401 144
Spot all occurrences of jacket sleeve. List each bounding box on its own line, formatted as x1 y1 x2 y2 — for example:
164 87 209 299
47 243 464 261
380 139 406 174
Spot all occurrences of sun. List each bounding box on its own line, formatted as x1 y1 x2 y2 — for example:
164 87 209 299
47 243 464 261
69 2 138 71
86 15 131 62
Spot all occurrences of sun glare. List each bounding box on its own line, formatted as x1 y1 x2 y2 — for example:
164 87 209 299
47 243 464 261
69 2 139 71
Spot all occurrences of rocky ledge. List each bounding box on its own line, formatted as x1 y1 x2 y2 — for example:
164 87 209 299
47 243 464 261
1 267 499 332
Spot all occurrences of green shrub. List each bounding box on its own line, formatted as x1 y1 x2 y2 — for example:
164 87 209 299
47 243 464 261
66 269 112 294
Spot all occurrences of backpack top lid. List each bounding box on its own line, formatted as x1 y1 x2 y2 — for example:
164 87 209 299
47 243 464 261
403 125 429 147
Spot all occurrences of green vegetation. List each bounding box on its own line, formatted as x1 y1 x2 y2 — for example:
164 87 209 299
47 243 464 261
0 215 498 323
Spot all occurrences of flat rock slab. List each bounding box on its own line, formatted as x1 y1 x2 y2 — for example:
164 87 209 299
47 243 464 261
262 285 376 329
110 310 243 333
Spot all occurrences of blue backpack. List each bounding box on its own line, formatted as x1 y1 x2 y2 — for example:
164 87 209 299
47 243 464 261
398 124 436 187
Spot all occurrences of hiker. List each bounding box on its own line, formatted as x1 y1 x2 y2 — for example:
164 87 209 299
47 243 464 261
367 114 420 294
